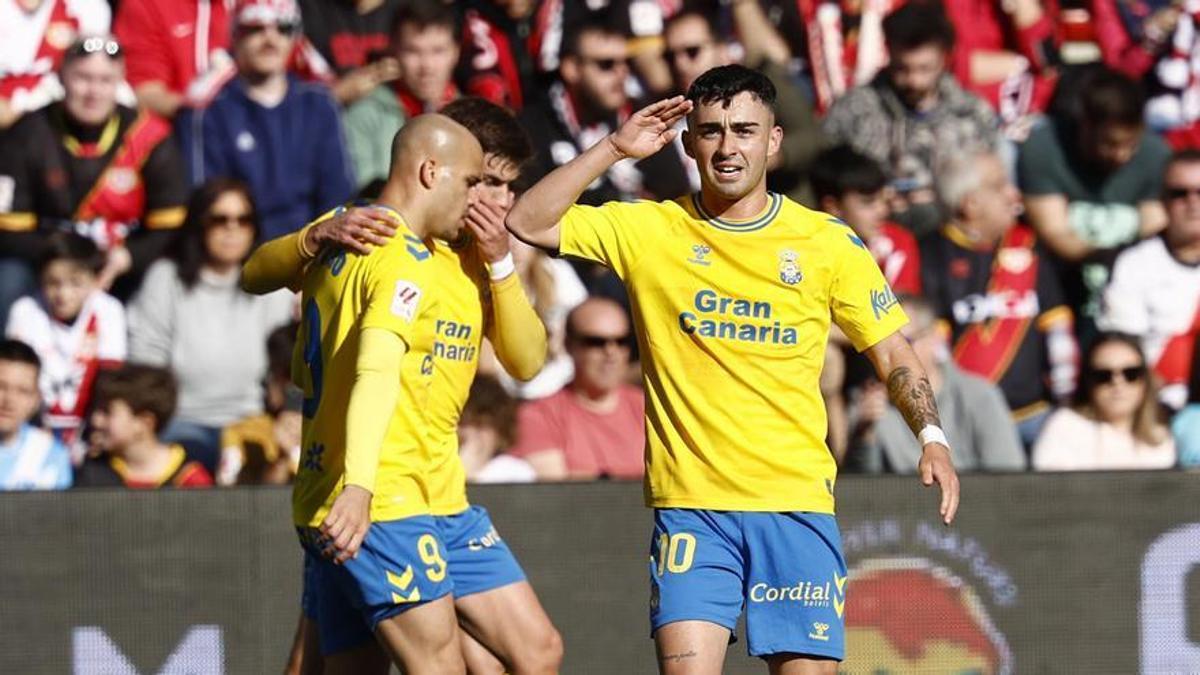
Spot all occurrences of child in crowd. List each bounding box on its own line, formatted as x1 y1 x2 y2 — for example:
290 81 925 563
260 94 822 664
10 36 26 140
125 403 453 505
5 232 126 454
459 375 535 484
74 365 213 488
0 340 72 490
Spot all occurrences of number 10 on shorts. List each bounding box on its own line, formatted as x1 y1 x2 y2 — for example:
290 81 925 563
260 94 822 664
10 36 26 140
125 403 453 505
654 533 696 576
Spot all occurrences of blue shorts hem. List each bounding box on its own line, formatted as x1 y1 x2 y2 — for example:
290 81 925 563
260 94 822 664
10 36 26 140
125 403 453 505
453 573 527 599
749 643 844 661
366 583 455 631
649 613 738 638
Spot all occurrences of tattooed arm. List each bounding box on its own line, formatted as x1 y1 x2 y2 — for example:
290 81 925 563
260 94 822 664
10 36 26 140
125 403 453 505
864 332 961 524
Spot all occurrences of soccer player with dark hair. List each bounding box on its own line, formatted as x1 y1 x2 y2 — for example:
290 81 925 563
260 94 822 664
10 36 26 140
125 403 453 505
244 100 560 674
507 64 960 672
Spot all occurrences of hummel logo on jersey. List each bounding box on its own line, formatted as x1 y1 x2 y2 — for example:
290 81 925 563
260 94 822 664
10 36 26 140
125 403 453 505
688 243 712 266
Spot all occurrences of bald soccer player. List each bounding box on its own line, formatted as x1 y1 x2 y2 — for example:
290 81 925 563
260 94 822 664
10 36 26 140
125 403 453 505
272 115 482 674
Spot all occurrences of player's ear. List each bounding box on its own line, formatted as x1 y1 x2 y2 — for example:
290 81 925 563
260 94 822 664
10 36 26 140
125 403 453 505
419 158 438 190
767 124 783 157
561 56 580 85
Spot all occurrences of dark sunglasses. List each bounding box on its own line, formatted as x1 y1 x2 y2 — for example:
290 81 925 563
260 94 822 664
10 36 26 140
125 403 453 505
574 333 630 349
207 212 254 227
69 37 122 59
1090 366 1146 385
664 44 707 65
1164 185 1200 201
239 21 300 38
581 57 628 72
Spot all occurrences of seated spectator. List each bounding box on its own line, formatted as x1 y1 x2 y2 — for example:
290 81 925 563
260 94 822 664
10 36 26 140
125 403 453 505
823 2 999 237
811 145 921 294
343 0 460 188
924 150 1078 446
1018 66 1170 327
178 0 354 240
127 179 293 473
0 36 188 316
662 7 823 205
5 232 124 448
298 0 403 106
0 0 111 129
0 339 71 490
1100 150 1200 410
459 374 534 484
74 364 213 488
847 295 1025 473
520 10 690 206
217 322 301 486
113 0 235 118
1033 332 1176 470
511 298 644 480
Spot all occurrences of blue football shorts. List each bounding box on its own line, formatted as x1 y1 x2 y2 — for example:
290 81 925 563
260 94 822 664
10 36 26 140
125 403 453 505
297 516 455 656
649 508 847 660
435 505 527 598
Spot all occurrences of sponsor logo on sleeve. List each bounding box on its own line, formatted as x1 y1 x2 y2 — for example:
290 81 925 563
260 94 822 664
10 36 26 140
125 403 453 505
391 280 422 321
871 285 899 320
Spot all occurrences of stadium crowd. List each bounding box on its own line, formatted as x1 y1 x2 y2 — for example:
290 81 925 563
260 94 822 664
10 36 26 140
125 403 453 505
2 0 1200 491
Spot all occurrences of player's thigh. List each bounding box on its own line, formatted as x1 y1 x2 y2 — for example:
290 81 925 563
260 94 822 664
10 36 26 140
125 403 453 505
742 512 847 662
460 628 507 675
374 593 464 674
297 615 323 675
766 654 838 675
654 620 731 675
455 581 561 670
321 641 389 675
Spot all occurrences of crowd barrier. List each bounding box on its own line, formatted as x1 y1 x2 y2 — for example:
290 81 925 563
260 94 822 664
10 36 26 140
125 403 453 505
0 472 1197 674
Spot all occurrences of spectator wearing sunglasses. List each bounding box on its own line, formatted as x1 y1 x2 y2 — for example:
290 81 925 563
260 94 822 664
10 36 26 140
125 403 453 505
0 0 111 129
0 35 188 321
661 8 822 206
1033 332 1175 470
1099 150 1200 411
511 297 645 481
177 0 354 242
127 179 293 474
519 10 690 208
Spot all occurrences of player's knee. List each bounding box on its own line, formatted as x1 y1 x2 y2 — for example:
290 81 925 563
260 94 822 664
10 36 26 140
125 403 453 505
511 625 563 674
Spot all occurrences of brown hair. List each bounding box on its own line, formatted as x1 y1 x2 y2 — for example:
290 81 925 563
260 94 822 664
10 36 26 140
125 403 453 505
1074 332 1167 445
461 375 518 448
441 97 533 169
92 365 178 433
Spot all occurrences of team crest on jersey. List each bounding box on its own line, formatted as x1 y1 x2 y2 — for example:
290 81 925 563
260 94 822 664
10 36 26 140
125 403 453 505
778 249 802 285
997 247 1033 274
105 168 138 194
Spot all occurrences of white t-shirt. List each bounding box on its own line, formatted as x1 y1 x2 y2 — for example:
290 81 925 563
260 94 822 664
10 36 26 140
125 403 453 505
471 453 536 484
6 290 126 440
1032 408 1176 471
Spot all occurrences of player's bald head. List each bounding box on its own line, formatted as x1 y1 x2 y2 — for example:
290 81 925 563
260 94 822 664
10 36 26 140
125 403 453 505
388 113 483 178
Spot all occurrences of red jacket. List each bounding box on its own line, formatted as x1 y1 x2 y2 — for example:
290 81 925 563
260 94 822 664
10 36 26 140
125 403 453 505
114 0 232 95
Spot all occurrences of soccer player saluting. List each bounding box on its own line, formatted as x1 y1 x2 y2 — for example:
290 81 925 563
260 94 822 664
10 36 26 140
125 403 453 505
284 114 481 674
506 65 960 673
243 99 562 674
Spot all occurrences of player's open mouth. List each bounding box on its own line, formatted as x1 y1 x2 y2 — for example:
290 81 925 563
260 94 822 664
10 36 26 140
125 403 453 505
714 164 743 181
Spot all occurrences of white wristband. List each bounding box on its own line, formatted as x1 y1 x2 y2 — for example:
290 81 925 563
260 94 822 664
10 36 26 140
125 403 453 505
918 425 949 449
488 252 516 281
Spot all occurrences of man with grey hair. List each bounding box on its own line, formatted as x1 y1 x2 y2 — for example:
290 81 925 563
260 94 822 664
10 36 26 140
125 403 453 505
847 295 1026 473
921 150 1077 447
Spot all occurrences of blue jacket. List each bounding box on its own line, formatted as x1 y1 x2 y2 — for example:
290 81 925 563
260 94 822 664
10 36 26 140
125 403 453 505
179 76 355 240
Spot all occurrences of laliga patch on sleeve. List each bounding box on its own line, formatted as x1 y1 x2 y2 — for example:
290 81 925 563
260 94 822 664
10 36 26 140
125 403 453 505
390 280 422 322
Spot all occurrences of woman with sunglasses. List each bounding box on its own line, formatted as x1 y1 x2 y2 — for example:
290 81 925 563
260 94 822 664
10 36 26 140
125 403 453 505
127 179 293 475
1033 332 1176 470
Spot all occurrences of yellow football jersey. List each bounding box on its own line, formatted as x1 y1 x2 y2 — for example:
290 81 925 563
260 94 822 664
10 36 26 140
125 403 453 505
424 239 488 515
291 208 440 527
560 192 908 513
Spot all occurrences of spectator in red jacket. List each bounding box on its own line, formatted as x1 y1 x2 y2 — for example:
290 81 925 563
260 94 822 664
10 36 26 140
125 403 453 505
511 297 645 480
74 364 214 488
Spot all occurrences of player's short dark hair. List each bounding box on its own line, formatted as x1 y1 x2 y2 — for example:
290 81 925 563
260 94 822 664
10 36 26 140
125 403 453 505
461 374 518 447
664 4 720 41
686 64 775 111
811 145 889 201
37 231 104 276
441 97 533 168
883 2 955 53
392 0 459 39
560 9 624 62
92 365 177 434
0 339 41 372
1075 67 1145 128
